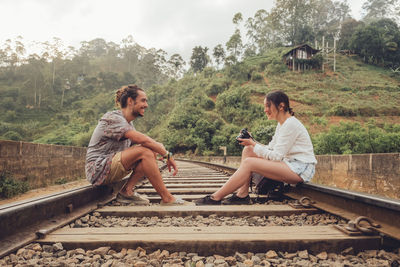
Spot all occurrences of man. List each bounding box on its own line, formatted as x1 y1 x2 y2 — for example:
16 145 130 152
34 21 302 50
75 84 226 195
85 84 192 205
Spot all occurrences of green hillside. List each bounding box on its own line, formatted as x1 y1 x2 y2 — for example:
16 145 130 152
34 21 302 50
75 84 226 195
1 48 399 156
136 50 400 155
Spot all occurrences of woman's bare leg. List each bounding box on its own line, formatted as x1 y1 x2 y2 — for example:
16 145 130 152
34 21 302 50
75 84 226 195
120 146 175 203
236 146 258 197
212 157 302 201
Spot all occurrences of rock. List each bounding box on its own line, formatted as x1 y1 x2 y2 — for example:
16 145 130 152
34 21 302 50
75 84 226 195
195 260 205 267
159 250 169 259
251 256 261 265
53 242 64 252
42 252 53 258
127 249 140 257
295 259 310 266
284 253 297 259
235 252 247 262
149 259 161 267
56 250 67 257
341 247 354 255
42 245 53 253
247 252 254 259
243 259 254 266
214 259 226 265
265 250 278 259
170 252 179 258
93 247 110 256
298 250 308 259
192 256 205 262
75 254 85 261
260 260 271 266
225 256 236 265
205 256 215 263
75 248 86 255
113 252 124 259
309 254 318 263
16 248 25 256
390 259 400 267
316 251 328 260
328 253 338 260
133 260 147 267
32 243 43 252
149 249 161 259
23 249 36 260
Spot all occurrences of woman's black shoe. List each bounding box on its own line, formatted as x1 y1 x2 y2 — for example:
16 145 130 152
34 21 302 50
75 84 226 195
222 193 252 205
195 195 221 205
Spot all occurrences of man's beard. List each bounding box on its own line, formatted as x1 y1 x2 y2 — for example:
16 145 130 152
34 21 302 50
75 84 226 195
132 110 143 117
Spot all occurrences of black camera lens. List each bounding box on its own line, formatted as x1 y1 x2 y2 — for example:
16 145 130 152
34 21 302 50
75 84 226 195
236 128 251 144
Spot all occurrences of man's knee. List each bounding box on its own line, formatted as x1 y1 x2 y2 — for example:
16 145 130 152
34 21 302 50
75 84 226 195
141 147 155 159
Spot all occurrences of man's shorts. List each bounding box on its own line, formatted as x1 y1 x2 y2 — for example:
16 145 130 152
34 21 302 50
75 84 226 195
104 152 134 184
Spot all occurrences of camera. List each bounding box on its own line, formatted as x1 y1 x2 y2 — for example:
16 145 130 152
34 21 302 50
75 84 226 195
236 128 252 144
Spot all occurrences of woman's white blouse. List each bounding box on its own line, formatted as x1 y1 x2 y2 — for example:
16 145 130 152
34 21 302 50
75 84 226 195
253 117 317 163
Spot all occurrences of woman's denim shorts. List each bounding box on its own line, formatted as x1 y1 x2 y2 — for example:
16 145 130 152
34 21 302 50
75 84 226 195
283 158 315 182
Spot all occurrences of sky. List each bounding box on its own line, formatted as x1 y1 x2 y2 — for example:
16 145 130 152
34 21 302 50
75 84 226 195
0 0 365 62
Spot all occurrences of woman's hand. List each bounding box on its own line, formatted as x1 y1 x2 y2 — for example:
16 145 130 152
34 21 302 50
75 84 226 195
237 138 256 147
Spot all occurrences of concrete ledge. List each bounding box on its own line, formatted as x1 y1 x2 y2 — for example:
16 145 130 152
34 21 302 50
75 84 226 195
0 140 86 189
182 153 400 200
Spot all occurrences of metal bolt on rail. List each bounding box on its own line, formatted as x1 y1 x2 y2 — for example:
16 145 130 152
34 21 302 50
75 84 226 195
289 196 315 209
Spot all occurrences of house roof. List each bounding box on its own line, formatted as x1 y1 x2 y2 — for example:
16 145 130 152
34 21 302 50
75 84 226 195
283 44 320 57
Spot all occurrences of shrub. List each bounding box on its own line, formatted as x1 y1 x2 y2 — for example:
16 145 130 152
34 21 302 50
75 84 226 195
251 72 264 82
4 110 17 122
329 105 356 116
0 171 29 199
313 122 400 154
3 131 22 141
206 81 226 96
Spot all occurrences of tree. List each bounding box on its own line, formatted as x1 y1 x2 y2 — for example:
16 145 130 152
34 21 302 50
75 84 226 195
121 35 139 73
190 46 209 73
269 0 312 45
226 13 244 62
350 18 400 67
167 54 185 79
226 29 243 62
362 0 399 23
337 19 364 50
245 9 271 54
212 44 225 68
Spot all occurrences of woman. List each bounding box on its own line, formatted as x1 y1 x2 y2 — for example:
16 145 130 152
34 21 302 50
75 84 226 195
196 90 317 205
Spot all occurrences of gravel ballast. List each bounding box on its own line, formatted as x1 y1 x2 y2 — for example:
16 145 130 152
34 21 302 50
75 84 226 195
67 212 347 228
1 243 399 267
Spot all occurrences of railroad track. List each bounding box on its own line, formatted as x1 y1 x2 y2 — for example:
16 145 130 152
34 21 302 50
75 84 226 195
1 160 399 266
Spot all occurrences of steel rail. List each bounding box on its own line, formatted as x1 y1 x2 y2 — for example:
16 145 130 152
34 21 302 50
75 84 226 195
0 181 121 258
177 159 400 242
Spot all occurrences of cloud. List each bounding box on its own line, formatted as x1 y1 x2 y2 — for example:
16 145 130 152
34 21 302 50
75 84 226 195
0 0 364 61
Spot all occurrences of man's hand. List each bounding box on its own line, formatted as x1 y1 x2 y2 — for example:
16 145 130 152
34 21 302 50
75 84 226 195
167 157 178 176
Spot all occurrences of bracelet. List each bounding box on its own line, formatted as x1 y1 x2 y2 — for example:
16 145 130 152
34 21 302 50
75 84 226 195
163 151 173 160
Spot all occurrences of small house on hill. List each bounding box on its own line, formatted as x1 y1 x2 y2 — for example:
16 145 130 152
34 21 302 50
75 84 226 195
283 44 320 71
